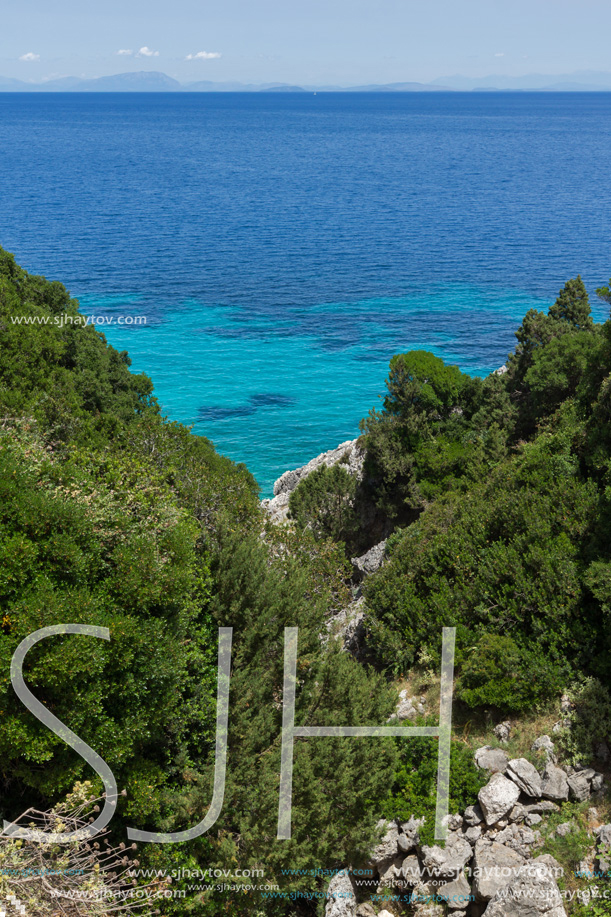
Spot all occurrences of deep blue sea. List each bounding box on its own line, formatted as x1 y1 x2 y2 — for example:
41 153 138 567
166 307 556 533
1 92 611 494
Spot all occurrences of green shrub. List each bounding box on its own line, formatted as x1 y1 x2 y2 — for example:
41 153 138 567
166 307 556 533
379 728 486 845
289 463 358 545
456 634 566 714
557 677 611 766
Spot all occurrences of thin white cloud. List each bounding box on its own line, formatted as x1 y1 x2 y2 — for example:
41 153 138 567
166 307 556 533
494 52 505 58
117 49 133 56
185 51 222 61
19 52 40 62
137 46 160 57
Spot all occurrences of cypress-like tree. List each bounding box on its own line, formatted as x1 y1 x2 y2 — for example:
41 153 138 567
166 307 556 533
548 275 593 329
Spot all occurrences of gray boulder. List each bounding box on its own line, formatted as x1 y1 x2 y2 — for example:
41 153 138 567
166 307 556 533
472 839 526 901
531 735 556 762
398 832 415 853
326 596 366 653
592 774 605 793
494 823 541 858
401 854 422 884
478 774 521 826
596 824 611 873
352 540 387 582
325 871 356 917
576 766 596 779
541 763 569 801
400 816 425 848
464 825 482 845
391 688 424 722
464 803 484 826
556 823 572 838
508 804 527 824
438 873 472 910
369 820 399 872
261 490 290 524
475 746 509 774
377 855 404 888
355 906 376 917
567 772 591 802
505 758 542 797
421 834 472 880
447 813 464 831
525 813 542 827
524 800 560 815
482 855 566 916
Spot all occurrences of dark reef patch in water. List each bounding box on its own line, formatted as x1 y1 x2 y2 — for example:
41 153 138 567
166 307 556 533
198 392 296 421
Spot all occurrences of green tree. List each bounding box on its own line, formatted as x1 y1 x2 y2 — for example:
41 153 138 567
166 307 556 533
523 329 594 421
383 350 466 420
549 275 593 329
596 279 611 308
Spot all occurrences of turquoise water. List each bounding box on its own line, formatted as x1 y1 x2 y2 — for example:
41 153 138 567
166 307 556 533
2 92 611 494
80 284 581 494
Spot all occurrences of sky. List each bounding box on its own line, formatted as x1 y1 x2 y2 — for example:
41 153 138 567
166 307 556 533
1 0 611 85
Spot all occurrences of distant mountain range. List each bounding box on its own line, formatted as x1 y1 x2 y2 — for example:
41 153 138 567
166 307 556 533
429 70 611 91
2 70 611 93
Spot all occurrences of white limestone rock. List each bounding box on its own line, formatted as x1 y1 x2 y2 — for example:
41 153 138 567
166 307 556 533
472 839 526 901
505 758 542 798
482 855 566 917
475 747 509 774
478 774 521 826
325 871 356 917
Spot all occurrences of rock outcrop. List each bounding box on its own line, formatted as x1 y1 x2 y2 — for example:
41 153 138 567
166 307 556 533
541 763 569 801
326 595 366 653
483 855 565 917
472 839 526 901
595 823 611 873
388 688 426 722
505 758 542 798
493 722 511 744
325 871 356 917
262 438 365 523
351 540 387 582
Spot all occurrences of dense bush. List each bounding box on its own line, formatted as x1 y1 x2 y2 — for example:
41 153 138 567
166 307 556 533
379 728 486 845
289 463 358 545
557 677 611 766
456 634 566 713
